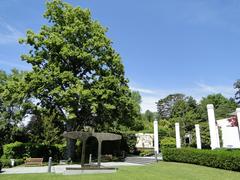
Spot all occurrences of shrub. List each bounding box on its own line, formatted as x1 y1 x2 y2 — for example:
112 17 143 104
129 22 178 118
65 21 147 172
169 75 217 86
120 132 137 154
160 137 176 149
2 142 66 162
0 159 24 168
162 148 240 171
139 149 154 157
2 142 26 159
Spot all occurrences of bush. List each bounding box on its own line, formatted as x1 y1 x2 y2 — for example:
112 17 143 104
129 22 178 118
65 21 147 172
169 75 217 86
120 132 137 154
160 137 176 149
0 159 11 168
2 142 25 159
139 149 154 157
2 142 66 162
0 159 24 168
162 148 240 171
0 161 2 172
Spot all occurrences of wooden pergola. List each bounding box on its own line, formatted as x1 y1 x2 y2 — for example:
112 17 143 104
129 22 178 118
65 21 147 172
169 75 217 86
63 131 122 167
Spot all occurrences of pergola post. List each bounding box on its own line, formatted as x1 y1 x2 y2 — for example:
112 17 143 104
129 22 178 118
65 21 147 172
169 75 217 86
97 140 102 167
81 140 86 167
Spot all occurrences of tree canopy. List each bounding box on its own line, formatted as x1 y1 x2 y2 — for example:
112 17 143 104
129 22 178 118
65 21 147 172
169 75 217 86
157 93 185 119
19 0 139 132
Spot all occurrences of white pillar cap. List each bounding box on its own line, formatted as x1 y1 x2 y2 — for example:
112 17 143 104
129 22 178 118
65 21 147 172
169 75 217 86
207 104 214 109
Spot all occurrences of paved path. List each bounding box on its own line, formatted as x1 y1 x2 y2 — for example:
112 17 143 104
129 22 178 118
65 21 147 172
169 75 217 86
1 162 143 175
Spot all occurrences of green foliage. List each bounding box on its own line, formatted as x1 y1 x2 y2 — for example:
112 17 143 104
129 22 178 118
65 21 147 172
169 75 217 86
157 95 200 138
2 142 66 162
0 160 2 172
0 70 31 148
162 148 240 171
140 110 160 132
19 0 139 132
190 122 210 149
2 142 25 159
157 94 185 119
120 132 137 154
131 91 142 106
143 110 155 122
171 96 200 132
26 110 65 145
156 93 237 149
160 137 176 149
199 94 237 120
139 149 154 157
0 159 24 168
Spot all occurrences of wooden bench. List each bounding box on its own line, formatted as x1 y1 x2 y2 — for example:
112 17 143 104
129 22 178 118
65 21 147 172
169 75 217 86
25 158 43 166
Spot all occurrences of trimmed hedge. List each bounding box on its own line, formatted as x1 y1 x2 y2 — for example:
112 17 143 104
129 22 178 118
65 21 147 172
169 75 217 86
162 148 240 171
2 142 66 162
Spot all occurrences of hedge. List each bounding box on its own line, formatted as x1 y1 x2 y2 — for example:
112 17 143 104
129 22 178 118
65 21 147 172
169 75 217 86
162 148 240 171
2 142 66 162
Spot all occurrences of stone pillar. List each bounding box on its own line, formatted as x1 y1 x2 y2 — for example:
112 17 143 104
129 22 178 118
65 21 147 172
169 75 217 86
97 140 102 167
154 119 159 154
175 122 181 148
195 124 201 149
207 104 220 149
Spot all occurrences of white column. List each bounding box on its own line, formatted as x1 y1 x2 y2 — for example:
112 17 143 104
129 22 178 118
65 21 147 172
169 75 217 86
236 108 240 134
175 122 181 148
195 124 201 149
207 104 220 149
153 119 159 154
215 125 220 148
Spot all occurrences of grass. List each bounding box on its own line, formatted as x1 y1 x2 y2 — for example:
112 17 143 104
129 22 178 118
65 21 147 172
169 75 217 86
1 162 240 180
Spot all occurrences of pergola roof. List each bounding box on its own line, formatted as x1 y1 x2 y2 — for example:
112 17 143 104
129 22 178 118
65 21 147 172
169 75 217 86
63 131 122 141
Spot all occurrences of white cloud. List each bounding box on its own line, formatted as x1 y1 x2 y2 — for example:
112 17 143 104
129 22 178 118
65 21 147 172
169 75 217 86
0 20 23 44
141 96 159 112
133 83 235 113
191 83 235 102
130 86 156 94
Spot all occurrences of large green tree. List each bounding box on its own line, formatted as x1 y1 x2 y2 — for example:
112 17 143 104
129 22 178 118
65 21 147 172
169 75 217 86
171 96 200 132
199 94 237 121
20 0 138 132
0 69 31 154
157 93 185 119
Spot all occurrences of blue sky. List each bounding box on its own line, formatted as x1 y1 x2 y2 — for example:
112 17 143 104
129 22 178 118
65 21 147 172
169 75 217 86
0 0 240 112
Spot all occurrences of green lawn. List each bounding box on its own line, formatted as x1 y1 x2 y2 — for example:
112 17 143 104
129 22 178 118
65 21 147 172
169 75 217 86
1 162 240 180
